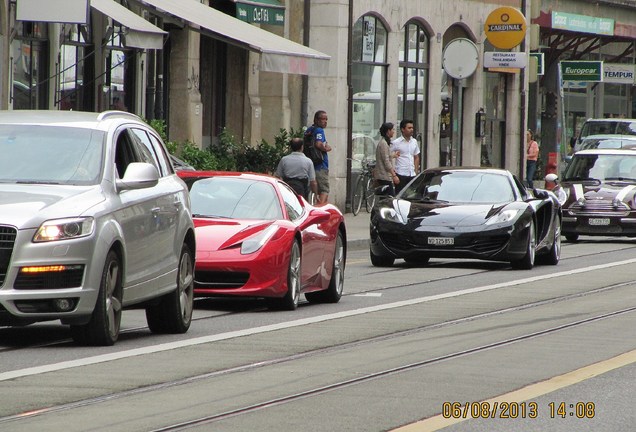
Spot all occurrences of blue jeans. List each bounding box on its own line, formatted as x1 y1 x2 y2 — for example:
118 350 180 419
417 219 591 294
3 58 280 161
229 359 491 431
526 160 537 188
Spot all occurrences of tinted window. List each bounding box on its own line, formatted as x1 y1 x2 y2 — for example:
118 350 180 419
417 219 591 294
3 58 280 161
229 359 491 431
278 182 304 221
0 125 104 185
127 129 160 172
130 128 169 176
402 171 514 203
188 177 283 220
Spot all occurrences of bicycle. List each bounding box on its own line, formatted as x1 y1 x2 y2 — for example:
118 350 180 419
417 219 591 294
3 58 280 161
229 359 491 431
350 158 376 215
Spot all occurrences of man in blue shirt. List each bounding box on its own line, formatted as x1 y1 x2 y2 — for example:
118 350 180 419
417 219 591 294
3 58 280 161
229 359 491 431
306 110 332 205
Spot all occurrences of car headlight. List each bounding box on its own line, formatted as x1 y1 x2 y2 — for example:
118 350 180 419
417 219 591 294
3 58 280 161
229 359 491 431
240 225 279 255
33 217 95 242
379 207 404 224
485 209 520 225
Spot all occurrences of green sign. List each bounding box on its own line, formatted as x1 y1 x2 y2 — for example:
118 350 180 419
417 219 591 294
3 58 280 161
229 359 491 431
236 0 285 26
560 61 603 82
552 12 614 36
530 52 544 75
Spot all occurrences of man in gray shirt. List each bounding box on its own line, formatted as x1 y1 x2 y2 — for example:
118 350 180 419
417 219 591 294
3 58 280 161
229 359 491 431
276 137 318 200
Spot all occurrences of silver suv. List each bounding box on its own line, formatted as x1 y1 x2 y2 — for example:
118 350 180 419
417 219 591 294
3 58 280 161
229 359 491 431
0 110 196 346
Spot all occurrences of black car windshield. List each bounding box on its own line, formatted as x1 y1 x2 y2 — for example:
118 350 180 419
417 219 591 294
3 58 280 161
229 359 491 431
581 120 636 138
401 171 514 204
564 153 636 182
0 125 105 185
188 177 284 220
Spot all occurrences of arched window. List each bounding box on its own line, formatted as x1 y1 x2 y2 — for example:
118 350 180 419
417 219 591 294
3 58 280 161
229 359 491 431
398 21 429 164
351 14 388 164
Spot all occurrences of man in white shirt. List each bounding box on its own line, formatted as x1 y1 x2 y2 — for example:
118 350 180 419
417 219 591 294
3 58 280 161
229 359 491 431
391 119 421 193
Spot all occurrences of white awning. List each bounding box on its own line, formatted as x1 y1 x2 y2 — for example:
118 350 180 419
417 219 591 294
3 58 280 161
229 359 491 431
91 0 166 49
17 0 90 24
139 0 330 76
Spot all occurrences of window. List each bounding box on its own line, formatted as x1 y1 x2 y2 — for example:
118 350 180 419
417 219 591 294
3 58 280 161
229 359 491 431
278 182 303 221
105 26 134 112
352 15 388 161
58 24 93 111
398 22 429 154
11 21 49 109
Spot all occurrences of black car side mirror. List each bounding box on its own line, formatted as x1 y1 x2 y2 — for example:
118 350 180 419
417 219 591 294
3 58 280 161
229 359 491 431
375 185 393 196
532 188 549 199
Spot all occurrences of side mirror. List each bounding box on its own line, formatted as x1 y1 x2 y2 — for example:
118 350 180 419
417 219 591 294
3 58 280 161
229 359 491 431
375 185 393 196
533 189 549 199
116 162 159 191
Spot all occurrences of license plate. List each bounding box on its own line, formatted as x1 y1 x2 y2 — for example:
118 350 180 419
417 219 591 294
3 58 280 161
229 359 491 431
588 218 610 226
428 237 454 245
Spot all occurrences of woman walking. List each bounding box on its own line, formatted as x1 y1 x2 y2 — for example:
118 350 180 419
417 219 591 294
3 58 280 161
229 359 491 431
374 122 400 195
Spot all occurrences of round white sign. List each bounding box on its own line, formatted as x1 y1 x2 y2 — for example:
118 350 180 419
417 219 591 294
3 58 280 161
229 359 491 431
443 38 479 79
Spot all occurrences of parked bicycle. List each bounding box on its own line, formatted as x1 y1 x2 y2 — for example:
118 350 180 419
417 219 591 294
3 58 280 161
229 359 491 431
350 158 376 215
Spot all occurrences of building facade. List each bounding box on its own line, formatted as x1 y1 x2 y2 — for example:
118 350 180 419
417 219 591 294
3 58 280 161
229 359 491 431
4 0 636 211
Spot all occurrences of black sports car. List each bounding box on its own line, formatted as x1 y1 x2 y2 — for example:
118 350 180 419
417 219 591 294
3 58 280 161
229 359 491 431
370 167 562 269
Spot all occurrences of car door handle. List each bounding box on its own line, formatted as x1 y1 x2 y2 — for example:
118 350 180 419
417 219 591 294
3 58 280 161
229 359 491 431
151 207 161 213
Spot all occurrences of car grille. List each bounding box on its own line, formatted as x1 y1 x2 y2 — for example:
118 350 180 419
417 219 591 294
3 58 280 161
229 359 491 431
380 232 509 256
0 226 17 287
13 266 85 290
195 270 250 289
567 201 630 217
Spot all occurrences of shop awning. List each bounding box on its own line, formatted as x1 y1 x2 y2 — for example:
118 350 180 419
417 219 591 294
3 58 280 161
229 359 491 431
91 0 166 49
139 0 330 76
231 0 285 26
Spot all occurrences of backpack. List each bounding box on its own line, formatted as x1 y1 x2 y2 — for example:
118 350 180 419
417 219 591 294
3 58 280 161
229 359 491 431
303 127 324 165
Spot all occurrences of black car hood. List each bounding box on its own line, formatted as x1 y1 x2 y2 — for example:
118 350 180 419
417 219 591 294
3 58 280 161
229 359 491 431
565 182 636 204
403 201 506 227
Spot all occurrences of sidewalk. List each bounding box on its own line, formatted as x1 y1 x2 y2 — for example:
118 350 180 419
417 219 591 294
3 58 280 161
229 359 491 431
343 212 371 251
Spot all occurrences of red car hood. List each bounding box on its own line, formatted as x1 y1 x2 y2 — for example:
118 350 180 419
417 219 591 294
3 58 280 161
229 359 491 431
193 218 275 252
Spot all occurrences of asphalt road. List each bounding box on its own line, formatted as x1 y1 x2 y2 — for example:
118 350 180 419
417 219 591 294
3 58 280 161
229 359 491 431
0 235 635 432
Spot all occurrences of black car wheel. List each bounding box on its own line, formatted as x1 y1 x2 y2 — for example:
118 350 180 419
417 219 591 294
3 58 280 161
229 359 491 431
543 220 561 265
370 249 395 267
511 222 536 270
306 231 345 304
146 243 194 334
71 250 122 346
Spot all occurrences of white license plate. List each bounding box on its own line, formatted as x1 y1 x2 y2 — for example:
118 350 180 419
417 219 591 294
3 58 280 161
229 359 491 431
588 218 610 226
428 237 454 245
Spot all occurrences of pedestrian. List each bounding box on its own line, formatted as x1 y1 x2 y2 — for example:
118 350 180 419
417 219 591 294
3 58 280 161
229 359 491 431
275 137 317 200
391 119 420 193
306 110 332 205
526 129 539 188
374 122 400 195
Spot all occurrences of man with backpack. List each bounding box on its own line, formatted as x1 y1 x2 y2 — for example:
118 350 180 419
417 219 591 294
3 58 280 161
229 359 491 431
304 110 332 205
276 137 317 200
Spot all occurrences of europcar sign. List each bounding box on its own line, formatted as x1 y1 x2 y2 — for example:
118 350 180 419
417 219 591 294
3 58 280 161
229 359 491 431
561 61 603 82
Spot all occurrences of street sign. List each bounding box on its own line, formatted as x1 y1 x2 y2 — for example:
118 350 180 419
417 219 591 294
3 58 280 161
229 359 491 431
484 7 527 49
530 53 544 75
603 63 635 84
484 52 527 68
560 61 603 82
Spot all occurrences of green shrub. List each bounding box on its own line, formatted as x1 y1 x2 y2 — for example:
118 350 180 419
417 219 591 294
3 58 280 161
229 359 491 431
148 119 303 174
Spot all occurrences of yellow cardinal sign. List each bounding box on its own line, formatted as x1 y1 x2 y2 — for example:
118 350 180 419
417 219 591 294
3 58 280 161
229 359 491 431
484 7 527 49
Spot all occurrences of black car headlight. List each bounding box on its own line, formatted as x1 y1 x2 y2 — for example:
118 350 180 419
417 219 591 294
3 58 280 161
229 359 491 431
485 209 520 225
33 217 95 242
379 207 405 224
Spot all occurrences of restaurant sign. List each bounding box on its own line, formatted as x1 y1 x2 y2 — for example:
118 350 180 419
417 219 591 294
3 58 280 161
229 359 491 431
236 0 285 26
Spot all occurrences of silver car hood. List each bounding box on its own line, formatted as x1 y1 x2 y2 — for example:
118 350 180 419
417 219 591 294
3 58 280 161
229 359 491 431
0 184 105 229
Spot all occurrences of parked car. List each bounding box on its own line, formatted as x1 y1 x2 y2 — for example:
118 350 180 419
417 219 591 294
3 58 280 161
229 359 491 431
575 118 636 147
0 110 196 346
370 167 562 269
573 134 636 153
177 171 346 310
560 148 636 241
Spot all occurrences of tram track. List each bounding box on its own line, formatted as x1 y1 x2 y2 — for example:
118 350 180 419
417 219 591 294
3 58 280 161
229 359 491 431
1 279 634 428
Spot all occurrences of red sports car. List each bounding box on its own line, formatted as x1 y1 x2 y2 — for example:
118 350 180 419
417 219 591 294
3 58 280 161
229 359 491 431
177 171 346 310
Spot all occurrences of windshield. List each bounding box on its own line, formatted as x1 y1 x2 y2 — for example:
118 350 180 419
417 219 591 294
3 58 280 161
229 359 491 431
0 125 104 185
188 177 284 220
563 153 636 182
401 171 515 204
581 120 636 139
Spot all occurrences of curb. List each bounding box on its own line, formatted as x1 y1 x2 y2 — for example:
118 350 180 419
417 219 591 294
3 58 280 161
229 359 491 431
347 238 369 252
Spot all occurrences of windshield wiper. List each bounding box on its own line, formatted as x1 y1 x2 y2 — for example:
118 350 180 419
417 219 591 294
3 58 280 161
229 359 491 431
192 213 229 218
605 177 636 182
16 180 61 185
